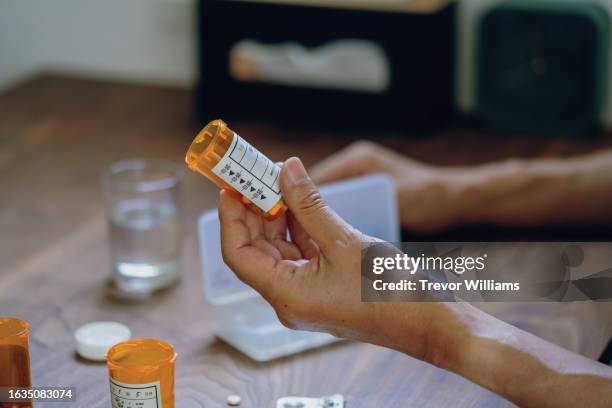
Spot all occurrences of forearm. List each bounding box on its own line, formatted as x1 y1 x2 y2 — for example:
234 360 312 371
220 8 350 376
439 149 612 227
427 303 612 407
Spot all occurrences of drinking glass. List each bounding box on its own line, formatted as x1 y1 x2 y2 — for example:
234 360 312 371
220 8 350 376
102 159 182 294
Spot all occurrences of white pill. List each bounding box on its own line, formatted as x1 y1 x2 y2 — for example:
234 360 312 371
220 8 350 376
74 321 131 361
227 394 241 406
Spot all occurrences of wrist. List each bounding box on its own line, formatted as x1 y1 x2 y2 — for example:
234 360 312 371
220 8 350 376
441 305 544 402
424 303 477 370
438 161 529 226
437 167 486 226
376 302 474 370
396 167 466 232
442 157 581 226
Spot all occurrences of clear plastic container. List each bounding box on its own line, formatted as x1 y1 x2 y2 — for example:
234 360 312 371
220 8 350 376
197 174 399 361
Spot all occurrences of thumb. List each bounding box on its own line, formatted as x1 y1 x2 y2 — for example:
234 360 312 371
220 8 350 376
280 157 355 254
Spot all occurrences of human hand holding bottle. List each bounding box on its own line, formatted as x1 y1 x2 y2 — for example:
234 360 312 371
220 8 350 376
219 156 612 408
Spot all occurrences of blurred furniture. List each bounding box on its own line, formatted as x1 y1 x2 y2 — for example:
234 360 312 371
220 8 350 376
197 0 455 129
1 76 611 407
476 0 610 134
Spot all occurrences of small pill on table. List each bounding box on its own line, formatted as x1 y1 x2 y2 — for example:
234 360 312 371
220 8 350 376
227 394 241 406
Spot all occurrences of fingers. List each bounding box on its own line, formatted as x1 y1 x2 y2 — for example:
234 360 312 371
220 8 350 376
271 239 302 261
245 208 265 241
287 212 319 259
280 157 355 255
268 161 314 260
219 191 279 293
218 190 250 249
245 202 300 260
309 141 377 184
263 207 286 241
309 151 360 185
263 210 302 260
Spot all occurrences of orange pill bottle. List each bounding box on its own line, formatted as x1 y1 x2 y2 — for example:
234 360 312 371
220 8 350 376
107 339 177 408
185 119 287 220
0 317 32 408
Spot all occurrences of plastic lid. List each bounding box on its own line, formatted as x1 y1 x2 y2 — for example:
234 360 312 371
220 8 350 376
74 321 131 361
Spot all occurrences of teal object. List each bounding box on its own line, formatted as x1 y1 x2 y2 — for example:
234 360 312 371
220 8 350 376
476 0 609 133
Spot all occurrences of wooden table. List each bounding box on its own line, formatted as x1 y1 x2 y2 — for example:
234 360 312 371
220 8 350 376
2 76 611 407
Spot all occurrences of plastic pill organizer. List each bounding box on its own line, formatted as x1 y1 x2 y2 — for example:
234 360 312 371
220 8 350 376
198 174 399 361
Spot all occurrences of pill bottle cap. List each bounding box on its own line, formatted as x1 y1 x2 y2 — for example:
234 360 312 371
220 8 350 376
74 321 131 361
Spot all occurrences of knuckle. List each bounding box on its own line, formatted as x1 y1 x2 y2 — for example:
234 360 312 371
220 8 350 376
334 224 364 249
297 186 326 214
349 139 376 154
347 140 383 166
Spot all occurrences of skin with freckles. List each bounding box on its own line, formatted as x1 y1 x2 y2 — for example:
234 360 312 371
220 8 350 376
219 156 612 408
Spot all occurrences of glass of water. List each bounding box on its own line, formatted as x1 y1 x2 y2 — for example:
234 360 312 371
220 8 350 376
102 159 182 294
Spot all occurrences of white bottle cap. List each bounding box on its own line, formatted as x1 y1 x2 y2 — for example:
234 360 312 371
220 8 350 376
74 321 131 361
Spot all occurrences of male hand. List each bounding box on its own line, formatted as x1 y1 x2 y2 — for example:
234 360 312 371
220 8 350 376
219 156 612 408
310 141 459 232
219 157 450 358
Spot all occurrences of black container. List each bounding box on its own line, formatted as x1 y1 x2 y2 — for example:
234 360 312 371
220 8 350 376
196 0 455 130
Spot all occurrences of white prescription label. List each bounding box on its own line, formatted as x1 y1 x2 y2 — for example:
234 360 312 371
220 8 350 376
212 132 282 213
110 378 162 408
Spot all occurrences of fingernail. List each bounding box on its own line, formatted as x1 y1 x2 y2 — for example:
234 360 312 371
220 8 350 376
284 157 308 183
